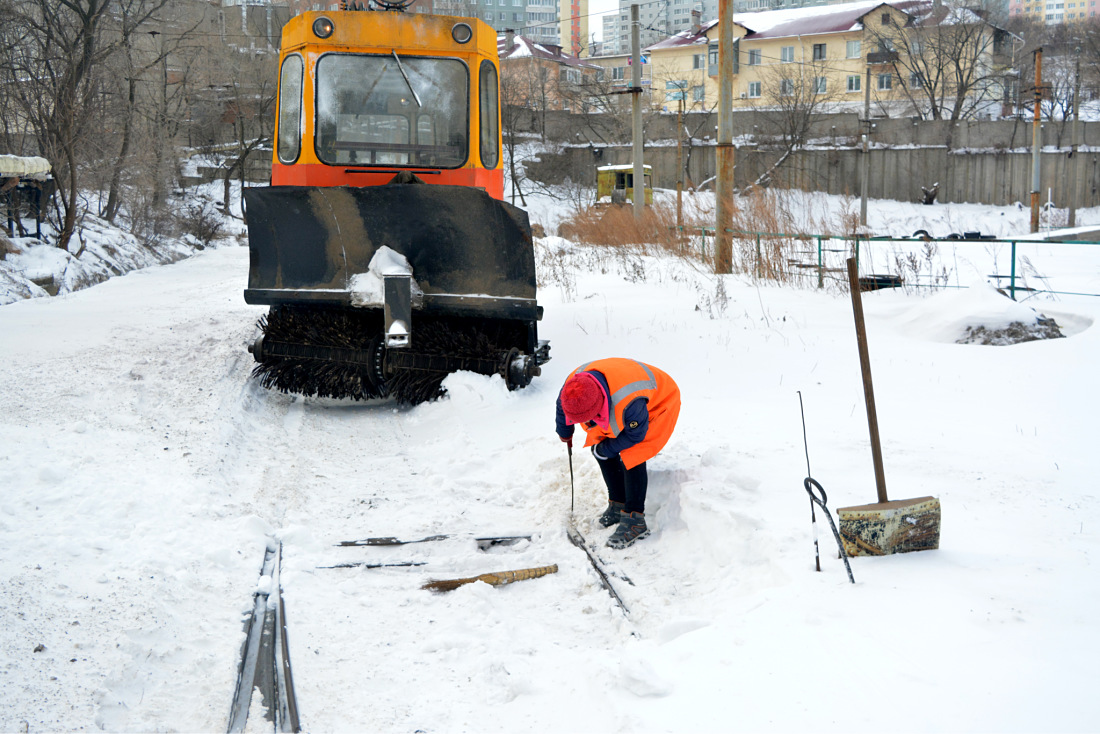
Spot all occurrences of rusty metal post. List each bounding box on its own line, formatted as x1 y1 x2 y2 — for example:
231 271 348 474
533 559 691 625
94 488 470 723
846 258 888 505
631 4 644 222
714 0 734 274
1031 47 1043 234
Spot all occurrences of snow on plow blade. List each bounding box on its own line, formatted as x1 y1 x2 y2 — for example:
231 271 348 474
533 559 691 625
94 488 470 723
243 183 538 321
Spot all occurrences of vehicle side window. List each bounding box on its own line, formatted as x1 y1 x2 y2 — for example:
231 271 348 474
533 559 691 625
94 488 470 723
277 55 304 164
479 60 499 169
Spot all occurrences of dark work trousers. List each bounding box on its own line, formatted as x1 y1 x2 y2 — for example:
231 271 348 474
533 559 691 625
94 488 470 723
597 454 648 514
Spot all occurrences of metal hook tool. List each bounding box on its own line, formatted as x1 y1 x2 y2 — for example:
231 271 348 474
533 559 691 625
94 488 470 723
798 391 856 585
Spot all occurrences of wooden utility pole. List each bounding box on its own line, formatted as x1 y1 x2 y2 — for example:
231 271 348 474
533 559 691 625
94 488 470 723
631 4 644 222
1030 47 1043 233
714 0 733 273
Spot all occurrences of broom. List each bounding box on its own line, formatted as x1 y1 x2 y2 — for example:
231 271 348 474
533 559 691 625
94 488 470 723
421 564 558 593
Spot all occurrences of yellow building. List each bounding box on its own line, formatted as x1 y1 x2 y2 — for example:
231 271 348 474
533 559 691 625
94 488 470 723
628 0 1014 116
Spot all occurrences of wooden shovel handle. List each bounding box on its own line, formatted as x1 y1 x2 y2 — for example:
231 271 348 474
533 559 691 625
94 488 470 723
846 258 889 504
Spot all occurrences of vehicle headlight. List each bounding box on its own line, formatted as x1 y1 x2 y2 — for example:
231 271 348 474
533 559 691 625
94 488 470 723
313 17 334 39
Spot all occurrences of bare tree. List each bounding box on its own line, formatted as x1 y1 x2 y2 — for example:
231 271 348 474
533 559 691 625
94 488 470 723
748 58 840 188
100 0 206 224
0 0 169 250
864 2 1014 121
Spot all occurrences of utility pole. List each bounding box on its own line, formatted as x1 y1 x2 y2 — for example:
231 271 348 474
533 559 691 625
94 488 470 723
1070 47 1082 228
1030 47 1043 234
860 66 871 226
631 4 644 222
715 0 734 274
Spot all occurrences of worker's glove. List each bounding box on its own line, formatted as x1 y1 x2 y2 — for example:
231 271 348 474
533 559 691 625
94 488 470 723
559 434 573 448
592 443 612 461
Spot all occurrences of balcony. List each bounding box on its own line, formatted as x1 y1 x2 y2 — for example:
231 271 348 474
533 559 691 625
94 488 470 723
866 51 899 65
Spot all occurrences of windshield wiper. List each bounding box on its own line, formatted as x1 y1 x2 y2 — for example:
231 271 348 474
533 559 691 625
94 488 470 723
391 50 422 108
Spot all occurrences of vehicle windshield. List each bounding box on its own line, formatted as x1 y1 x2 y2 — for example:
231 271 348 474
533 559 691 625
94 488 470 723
315 54 468 168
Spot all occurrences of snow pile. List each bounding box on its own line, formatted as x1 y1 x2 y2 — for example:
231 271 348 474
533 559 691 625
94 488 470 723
1 185 1099 732
0 182 249 306
348 245 424 307
883 280 1066 344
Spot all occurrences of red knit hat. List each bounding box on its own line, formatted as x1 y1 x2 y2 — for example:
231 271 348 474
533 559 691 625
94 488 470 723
561 372 608 426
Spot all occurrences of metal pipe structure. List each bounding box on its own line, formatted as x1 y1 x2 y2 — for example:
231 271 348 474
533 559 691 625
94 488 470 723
1070 47 1081 228
631 4 644 222
860 67 871 226
714 0 734 273
1031 47 1042 234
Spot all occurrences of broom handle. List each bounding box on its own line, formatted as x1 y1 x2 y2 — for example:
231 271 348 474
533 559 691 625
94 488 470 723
481 564 558 586
846 258 889 504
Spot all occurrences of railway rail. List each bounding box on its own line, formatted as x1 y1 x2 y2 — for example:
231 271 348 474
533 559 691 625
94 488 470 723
225 524 633 730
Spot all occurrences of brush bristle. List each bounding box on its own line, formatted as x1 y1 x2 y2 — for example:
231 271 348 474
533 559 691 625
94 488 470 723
250 305 525 404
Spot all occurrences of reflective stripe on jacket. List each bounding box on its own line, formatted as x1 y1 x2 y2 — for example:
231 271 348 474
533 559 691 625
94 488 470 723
566 358 680 469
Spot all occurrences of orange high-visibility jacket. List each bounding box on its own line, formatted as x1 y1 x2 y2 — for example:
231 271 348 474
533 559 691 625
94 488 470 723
567 358 680 469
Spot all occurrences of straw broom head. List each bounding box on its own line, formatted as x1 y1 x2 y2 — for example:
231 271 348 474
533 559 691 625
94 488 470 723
421 564 558 593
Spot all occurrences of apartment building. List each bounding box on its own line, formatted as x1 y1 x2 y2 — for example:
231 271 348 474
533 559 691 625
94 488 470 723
601 0 719 55
615 0 1014 116
559 0 590 56
1008 0 1097 22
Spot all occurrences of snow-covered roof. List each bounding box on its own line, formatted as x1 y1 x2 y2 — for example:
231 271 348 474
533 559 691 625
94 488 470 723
0 155 51 178
641 0 992 51
645 19 721 51
497 34 600 69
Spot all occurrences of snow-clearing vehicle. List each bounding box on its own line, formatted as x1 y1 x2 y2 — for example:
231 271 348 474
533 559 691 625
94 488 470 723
243 2 548 404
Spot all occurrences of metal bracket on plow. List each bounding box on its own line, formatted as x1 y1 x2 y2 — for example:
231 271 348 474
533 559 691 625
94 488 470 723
384 273 412 349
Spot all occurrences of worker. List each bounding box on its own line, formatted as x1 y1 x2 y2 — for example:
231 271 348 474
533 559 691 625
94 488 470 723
555 358 681 549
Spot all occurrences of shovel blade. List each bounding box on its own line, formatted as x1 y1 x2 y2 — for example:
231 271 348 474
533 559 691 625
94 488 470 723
837 496 941 556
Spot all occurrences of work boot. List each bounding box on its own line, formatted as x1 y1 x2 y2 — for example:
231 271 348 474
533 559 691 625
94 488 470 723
597 501 625 528
607 511 649 549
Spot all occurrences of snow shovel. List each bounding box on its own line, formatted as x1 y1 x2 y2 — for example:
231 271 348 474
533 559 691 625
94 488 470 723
837 258 941 556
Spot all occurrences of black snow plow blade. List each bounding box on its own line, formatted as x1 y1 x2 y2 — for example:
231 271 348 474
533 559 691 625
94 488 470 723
242 183 548 404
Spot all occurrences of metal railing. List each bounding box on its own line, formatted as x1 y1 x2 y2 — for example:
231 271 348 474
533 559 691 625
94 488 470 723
687 228 1100 300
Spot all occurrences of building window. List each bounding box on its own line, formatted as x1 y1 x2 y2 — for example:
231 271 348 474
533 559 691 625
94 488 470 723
693 53 705 69
877 73 892 90
780 78 794 96
882 12 892 24
748 81 761 97
846 40 861 58
708 45 719 66
612 66 625 80
812 43 826 61
847 74 861 92
692 85 705 101
909 71 923 88
781 45 794 62
813 76 826 94
748 49 761 65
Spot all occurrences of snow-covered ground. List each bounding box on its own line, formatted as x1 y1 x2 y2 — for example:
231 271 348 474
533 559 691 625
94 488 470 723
1 187 1098 732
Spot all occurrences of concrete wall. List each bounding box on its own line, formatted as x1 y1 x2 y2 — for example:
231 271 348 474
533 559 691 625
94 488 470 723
520 110 1100 208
